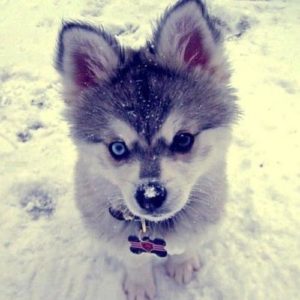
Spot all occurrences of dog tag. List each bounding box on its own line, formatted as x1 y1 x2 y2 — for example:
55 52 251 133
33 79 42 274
128 235 167 257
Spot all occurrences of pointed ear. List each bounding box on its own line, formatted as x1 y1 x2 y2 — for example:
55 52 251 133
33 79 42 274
153 0 229 82
55 22 122 102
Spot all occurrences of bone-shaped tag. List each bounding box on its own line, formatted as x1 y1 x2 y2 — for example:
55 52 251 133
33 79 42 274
128 235 167 257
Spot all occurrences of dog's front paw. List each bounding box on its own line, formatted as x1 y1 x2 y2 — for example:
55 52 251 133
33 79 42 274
166 254 201 284
123 273 156 300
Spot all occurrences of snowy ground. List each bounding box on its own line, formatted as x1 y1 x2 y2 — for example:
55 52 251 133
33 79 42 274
1 0 300 299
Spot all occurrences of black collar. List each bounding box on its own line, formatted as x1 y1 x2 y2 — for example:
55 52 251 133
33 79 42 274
108 206 139 222
108 206 177 234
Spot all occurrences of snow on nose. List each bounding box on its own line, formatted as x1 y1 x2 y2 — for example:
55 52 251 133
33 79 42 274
144 186 158 198
135 181 167 212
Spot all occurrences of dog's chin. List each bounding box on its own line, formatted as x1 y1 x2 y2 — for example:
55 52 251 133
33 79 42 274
129 207 182 222
124 199 186 222
139 211 175 222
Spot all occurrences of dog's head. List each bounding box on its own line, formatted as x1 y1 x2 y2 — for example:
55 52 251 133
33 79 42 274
55 0 238 222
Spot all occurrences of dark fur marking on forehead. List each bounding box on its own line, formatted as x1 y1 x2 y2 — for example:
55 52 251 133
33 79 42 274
111 52 175 143
68 47 238 145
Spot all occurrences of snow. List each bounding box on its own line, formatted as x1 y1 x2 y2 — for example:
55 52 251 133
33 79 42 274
1 0 300 299
144 186 159 199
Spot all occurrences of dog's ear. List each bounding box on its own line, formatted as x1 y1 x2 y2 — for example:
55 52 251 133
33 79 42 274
55 22 122 102
153 0 229 81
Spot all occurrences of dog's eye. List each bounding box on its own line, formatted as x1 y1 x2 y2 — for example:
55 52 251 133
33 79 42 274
170 132 194 153
109 141 129 160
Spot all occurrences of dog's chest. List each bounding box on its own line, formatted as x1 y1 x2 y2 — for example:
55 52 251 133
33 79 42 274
165 244 186 256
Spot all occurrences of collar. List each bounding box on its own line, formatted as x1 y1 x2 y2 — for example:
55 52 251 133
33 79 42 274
108 206 177 235
108 206 141 222
109 206 151 234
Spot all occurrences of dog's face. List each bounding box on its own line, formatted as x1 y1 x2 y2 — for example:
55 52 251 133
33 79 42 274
55 0 238 222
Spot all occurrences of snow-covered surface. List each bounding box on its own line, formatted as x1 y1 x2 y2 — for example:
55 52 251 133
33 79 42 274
1 0 300 299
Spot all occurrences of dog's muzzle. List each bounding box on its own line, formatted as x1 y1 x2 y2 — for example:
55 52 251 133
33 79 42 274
135 181 167 212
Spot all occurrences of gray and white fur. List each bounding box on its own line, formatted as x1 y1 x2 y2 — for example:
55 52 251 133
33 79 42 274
55 0 238 299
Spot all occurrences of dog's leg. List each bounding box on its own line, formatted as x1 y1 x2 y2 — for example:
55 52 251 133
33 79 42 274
123 254 156 300
165 250 201 284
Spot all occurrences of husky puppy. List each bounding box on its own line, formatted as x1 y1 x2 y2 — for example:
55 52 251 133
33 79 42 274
55 0 238 299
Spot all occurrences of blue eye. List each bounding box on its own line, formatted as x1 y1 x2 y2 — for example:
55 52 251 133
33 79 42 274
109 141 129 160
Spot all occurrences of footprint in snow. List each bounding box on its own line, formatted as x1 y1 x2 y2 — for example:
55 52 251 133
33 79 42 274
20 186 56 219
31 95 48 109
17 121 44 143
17 130 32 143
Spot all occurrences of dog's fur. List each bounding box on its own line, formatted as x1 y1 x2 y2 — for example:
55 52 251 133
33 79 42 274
55 0 238 299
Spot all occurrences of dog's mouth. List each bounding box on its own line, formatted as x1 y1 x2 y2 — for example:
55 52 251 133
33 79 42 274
108 204 175 223
138 210 176 222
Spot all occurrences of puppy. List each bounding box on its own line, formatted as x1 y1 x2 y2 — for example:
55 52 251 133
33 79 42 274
55 0 238 299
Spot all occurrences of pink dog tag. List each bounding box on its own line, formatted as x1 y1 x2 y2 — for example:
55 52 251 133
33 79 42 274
128 235 167 257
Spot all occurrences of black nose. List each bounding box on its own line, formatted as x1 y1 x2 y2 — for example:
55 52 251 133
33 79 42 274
135 181 167 212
